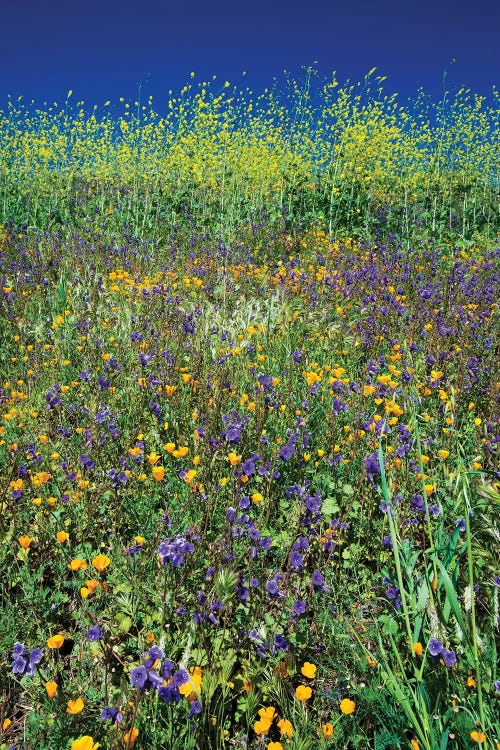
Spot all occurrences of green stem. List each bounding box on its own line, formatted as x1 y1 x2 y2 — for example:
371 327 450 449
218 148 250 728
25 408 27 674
413 419 439 606
378 442 414 654
462 475 486 731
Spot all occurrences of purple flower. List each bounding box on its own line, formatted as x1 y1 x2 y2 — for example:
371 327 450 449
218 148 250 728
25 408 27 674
494 680 500 694
385 586 400 601
172 669 189 687
266 579 279 597
221 409 249 444
158 535 195 567
159 685 181 703
273 634 288 651
410 494 425 513
12 655 27 674
292 600 306 615
163 659 175 679
87 625 103 642
279 440 296 461
189 699 202 716
442 649 457 667
428 638 444 657
148 646 164 661
100 706 123 723
147 670 164 690
12 642 25 657
80 454 95 471
26 647 43 676
290 551 304 570
130 665 148 689
305 494 321 514
312 570 327 590
11 642 43 677
28 647 43 665
241 454 260 476
364 452 381 480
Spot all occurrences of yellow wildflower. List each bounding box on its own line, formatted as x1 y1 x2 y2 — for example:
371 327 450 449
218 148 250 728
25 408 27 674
67 697 84 714
277 718 293 736
47 634 64 649
340 698 356 714
295 685 312 701
45 681 58 698
470 731 486 743
152 465 165 481
300 662 317 679
18 536 33 550
92 554 111 572
71 738 99 750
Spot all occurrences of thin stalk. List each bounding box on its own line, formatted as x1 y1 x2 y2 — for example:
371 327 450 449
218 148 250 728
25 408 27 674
377 441 414 654
461 475 486 731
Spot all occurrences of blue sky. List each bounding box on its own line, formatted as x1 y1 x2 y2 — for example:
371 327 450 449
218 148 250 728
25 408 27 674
1 0 499 110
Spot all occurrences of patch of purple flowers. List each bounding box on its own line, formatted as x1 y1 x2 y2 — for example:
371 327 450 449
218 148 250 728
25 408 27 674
427 638 456 666
11 642 43 677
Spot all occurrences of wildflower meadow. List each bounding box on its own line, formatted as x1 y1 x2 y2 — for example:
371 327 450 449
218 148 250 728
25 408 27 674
0 69 499 750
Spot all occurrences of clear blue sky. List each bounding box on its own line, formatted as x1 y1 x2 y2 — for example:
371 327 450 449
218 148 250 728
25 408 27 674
1 0 499 110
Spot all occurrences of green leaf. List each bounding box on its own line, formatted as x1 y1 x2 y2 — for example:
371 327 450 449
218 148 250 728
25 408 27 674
433 558 469 642
116 614 132 633
322 496 340 515
378 615 399 636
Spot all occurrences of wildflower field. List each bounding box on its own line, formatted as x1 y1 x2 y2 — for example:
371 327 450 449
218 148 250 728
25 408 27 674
0 70 499 750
